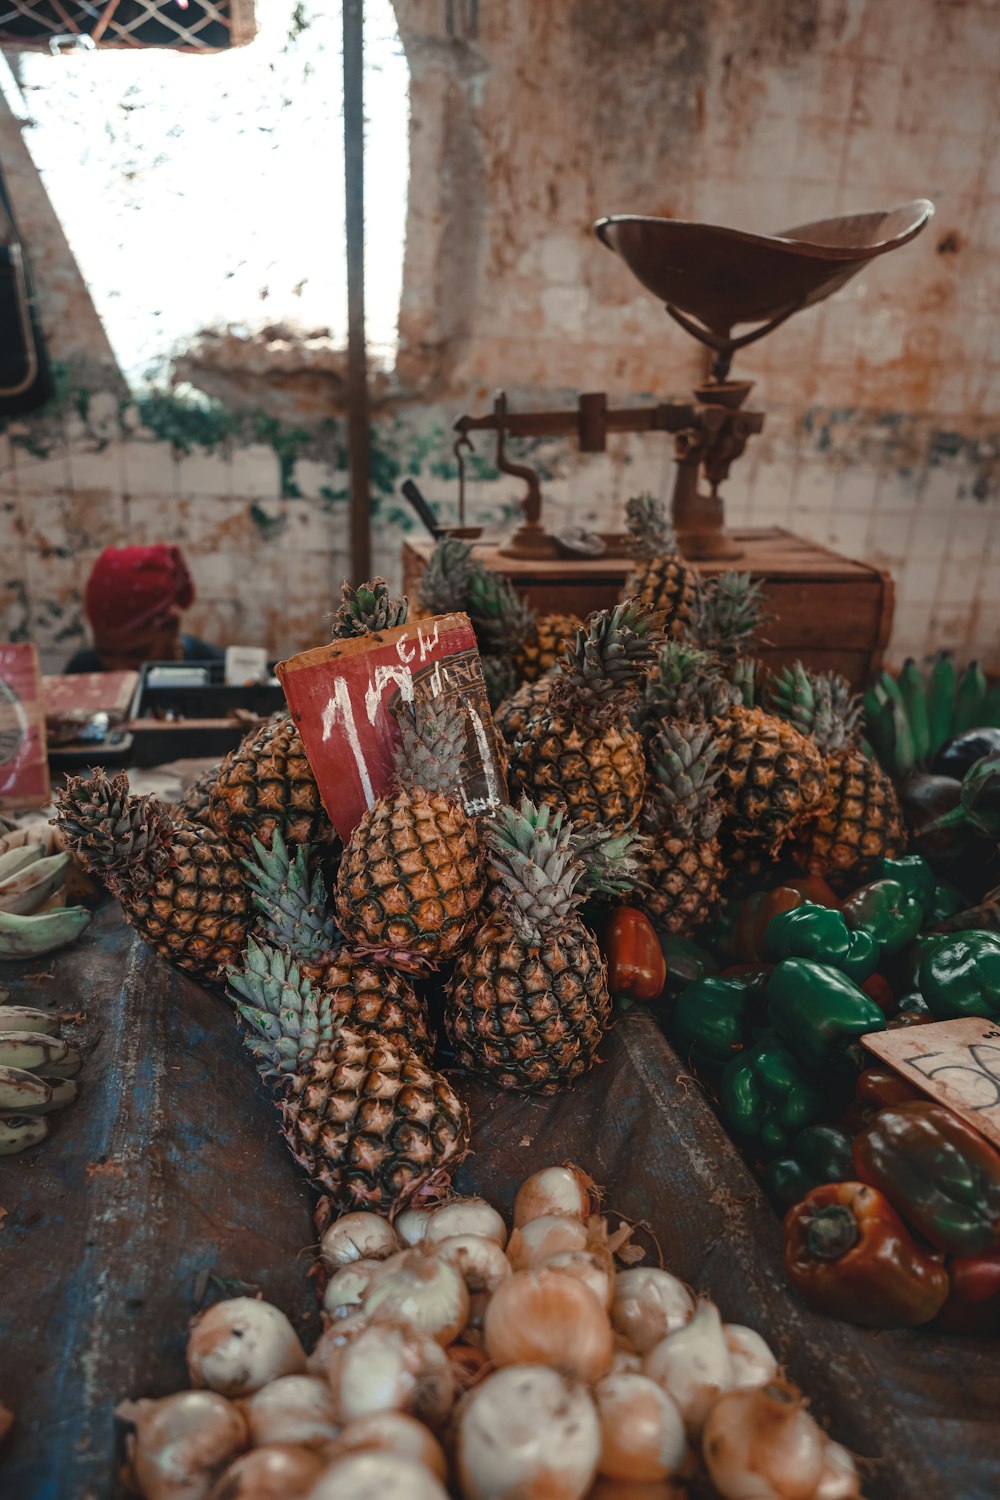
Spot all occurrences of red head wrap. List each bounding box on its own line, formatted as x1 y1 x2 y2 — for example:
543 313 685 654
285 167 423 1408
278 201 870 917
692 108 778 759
85 545 195 650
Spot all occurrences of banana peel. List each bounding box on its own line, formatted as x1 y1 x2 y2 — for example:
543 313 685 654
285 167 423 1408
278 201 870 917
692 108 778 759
0 853 71 917
0 904 92 960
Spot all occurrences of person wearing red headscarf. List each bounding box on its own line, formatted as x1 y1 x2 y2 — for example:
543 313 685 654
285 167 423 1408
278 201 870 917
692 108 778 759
65 545 223 673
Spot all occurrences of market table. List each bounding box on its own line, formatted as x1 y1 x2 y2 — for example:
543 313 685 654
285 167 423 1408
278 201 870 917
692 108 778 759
2 903 998 1500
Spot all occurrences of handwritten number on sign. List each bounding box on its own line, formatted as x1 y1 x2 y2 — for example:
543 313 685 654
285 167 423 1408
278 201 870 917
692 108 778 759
903 1044 1000 1111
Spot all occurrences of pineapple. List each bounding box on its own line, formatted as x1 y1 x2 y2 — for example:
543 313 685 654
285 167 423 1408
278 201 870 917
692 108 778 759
517 610 584 683
209 713 335 860
769 662 906 883
466 565 581 685
244 831 433 1054
688 571 769 661
415 535 475 619
172 763 219 830
493 674 557 746
330 576 410 637
229 941 468 1215
622 492 697 636
641 723 725 934
507 599 666 830
713 695 827 855
55 769 248 979
638 641 721 743
445 798 611 1094
335 698 486 966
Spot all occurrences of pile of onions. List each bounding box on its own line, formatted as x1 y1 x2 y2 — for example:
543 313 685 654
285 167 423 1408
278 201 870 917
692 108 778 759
115 1165 863 1500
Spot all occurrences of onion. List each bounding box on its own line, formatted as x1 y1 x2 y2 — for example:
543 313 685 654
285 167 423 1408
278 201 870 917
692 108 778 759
320 1213 399 1268
434 1234 512 1294
513 1165 592 1227
206 1445 325 1500
466 1290 491 1331
484 1269 614 1384
244 1377 339 1450
724 1324 778 1391
610 1349 643 1375
507 1214 589 1271
456 1365 600 1500
539 1248 614 1309
306 1313 368 1377
643 1300 733 1436
424 1197 508 1248
593 1372 686 1482
395 1208 432 1247
116 1391 247 1500
304 1451 449 1499
325 1321 455 1428
447 1341 491 1390
325 1411 448 1481
322 1261 384 1319
587 1483 687 1499
363 1248 469 1345
187 1300 306 1397
611 1269 694 1353
701 1381 863 1499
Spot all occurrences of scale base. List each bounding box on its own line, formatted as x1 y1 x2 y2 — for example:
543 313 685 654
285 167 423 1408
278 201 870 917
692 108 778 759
498 522 564 561
677 529 745 562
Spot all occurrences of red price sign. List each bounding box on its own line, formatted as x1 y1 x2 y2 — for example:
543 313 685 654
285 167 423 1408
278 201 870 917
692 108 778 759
863 1018 1000 1151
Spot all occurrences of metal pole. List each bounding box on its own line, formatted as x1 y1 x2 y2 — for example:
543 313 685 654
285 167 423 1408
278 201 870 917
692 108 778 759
343 0 372 582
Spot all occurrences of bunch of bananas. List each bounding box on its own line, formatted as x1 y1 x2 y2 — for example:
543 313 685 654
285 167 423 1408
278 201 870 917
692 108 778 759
0 1001 81 1154
864 654 1000 781
0 820 92 959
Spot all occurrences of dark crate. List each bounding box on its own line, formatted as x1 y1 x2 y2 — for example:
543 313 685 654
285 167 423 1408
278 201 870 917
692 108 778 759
127 661 285 767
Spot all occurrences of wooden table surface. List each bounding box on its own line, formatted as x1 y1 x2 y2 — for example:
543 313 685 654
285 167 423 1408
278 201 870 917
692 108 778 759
3 906 997 1499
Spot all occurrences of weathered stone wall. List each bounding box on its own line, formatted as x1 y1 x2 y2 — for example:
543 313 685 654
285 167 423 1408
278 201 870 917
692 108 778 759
3 0 999 673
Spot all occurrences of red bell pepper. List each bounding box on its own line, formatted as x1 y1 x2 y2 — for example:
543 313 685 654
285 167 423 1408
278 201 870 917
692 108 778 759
599 906 666 1004
861 973 896 1016
935 1247 1000 1334
732 878 841 963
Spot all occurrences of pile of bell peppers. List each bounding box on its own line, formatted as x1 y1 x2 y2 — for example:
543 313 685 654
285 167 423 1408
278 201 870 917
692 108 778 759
646 853 1000 1332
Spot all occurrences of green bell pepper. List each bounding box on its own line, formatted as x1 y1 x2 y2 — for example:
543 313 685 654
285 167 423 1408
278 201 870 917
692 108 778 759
917 931 1000 1021
767 958 886 1068
872 855 935 912
924 881 967 927
842 878 924 957
671 976 757 1069
764 1124 856 1210
763 902 878 981
721 1035 825 1156
660 933 719 993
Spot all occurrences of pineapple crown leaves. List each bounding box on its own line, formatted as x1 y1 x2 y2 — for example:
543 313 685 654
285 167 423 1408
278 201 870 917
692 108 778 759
227 937 330 1079
568 820 653 900
768 662 862 752
624 492 678 560
393 697 470 798
241 831 340 965
466 564 536 654
418 536 475 615
487 796 588 942
330 577 409 639
554 597 667 712
53 768 175 889
688 572 770 660
643 722 724 838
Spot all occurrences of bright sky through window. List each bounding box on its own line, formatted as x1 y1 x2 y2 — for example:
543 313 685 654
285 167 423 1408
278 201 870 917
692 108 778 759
3 0 408 385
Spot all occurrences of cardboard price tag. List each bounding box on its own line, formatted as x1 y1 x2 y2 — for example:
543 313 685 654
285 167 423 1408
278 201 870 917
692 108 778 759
863 1017 1000 1151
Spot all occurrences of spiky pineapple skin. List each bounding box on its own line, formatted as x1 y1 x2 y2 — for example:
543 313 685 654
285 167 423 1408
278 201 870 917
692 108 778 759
172 764 219 830
642 834 724 934
335 786 485 962
445 913 609 1094
792 749 905 882
509 714 646 830
514 613 582 683
494 675 556 746
713 705 826 851
312 950 434 1055
278 1026 469 1213
209 716 335 858
626 556 696 636
123 826 249 977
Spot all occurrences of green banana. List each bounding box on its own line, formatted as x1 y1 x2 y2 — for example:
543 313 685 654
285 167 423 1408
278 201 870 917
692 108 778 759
0 843 45 885
14 1077 78 1114
980 679 1000 728
0 1006 60 1035
0 1032 76 1073
34 1047 82 1080
0 1065 51 1111
863 686 894 767
0 1114 48 1154
953 660 987 735
0 905 91 959
926 651 957 756
897 658 930 766
0 852 71 917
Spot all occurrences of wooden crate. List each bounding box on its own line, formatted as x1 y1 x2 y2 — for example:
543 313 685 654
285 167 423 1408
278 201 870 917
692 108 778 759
403 528 894 691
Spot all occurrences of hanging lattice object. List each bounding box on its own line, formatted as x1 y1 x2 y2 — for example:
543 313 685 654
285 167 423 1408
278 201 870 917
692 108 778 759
0 0 256 52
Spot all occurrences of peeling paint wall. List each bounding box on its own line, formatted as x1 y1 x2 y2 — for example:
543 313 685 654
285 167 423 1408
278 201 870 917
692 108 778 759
3 0 999 673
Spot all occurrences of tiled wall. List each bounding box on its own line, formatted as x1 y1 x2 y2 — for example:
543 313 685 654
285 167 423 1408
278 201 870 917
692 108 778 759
4 0 1000 674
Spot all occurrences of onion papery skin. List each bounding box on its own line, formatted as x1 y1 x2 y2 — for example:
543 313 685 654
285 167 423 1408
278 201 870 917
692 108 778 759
424 1198 508 1249
702 1382 849 1500
304 1450 450 1500
187 1300 307 1398
507 1214 590 1271
206 1444 325 1500
611 1269 694 1354
434 1234 512 1295
244 1376 340 1450
117 1391 248 1500
724 1324 778 1392
456 1364 601 1500
324 1410 448 1481
538 1248 614 1309
325 1321 456 1429
513 1165 593 1227
363 1248 469 1346
319 1212 399 1268
642 1300 733 1436
483 1268 614 1384
395 1208 432 1247
322 1260 384 1318
593 1372 687 1482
